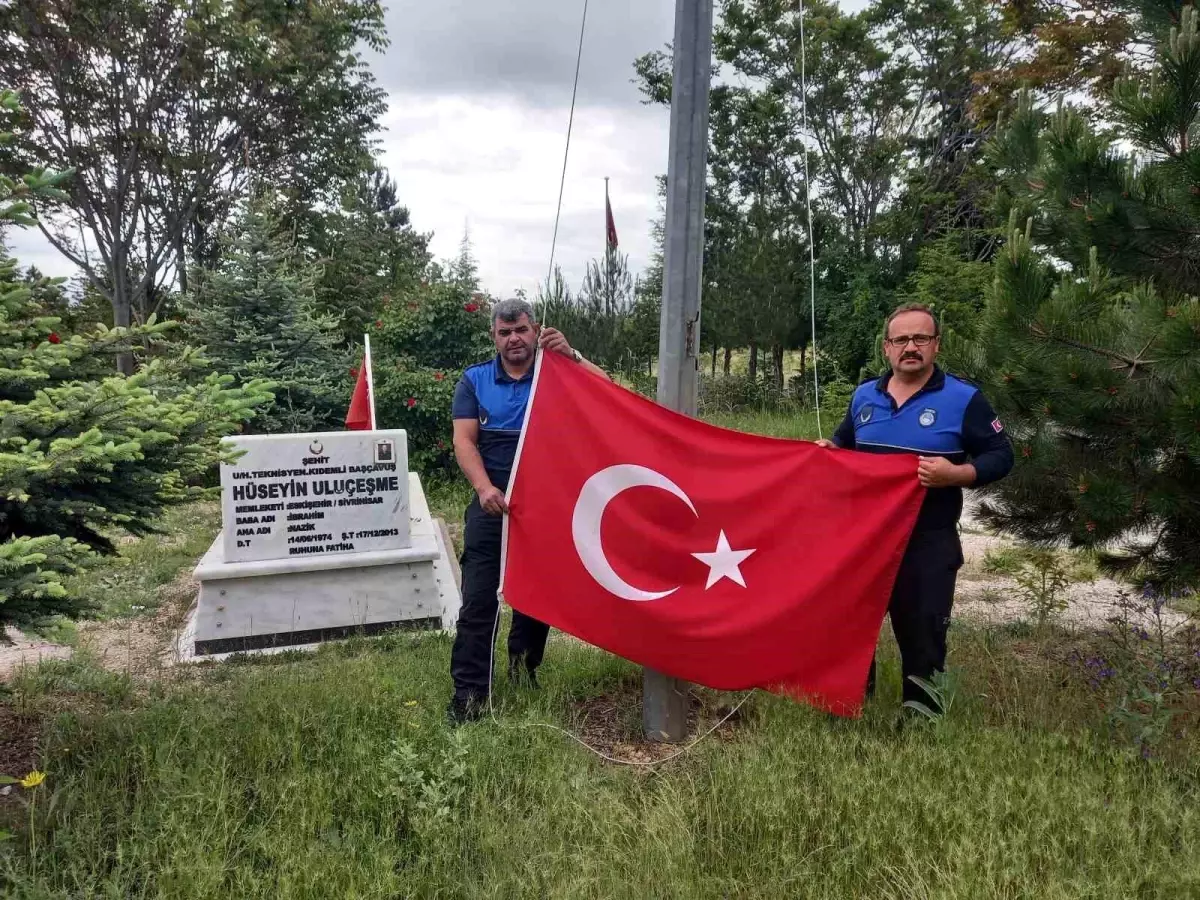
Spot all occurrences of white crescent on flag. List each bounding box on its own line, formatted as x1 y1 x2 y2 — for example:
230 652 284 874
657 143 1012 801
570 464 756 601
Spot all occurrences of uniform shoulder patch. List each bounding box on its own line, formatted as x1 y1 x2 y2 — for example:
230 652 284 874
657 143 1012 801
991 418 1004 433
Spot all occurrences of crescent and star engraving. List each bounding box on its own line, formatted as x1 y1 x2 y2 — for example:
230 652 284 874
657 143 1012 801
569 464 756 602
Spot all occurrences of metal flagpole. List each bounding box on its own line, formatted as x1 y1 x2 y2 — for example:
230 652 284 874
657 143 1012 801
645 0 714 743
363 333 378 430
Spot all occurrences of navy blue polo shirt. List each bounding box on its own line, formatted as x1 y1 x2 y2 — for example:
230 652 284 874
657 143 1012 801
832 366 1014 531
452 355 534 487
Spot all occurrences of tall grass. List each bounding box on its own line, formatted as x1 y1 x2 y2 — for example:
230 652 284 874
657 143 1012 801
705 408 825 441
3 625 1198 898
3 408 1199 898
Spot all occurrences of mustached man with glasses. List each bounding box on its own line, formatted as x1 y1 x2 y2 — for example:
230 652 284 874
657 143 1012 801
816 304 1013 715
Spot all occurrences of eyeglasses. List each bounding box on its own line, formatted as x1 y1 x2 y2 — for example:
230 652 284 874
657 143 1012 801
885 334 937 348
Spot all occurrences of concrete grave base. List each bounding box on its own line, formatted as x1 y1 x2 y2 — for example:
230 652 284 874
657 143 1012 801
172 473 461 663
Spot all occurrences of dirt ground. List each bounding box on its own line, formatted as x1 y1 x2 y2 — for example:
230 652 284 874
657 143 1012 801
1 567 197 683
953 503 1191 632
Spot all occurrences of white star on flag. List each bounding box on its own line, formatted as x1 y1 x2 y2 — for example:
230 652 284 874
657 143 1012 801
691 531 756 589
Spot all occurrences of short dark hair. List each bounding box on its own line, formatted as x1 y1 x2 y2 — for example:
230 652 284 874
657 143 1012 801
491 297 536 328
885 303 940 338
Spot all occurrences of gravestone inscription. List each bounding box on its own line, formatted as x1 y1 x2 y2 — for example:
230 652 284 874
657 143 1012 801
220 430 410 564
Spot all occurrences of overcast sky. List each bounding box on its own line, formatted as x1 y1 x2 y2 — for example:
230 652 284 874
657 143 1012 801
7 0 868 300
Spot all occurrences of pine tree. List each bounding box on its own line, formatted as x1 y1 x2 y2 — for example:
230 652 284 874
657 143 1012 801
953 9 1200 587
183 196 348 435
308 166 432 344
0 88 272 632
451 223 480 291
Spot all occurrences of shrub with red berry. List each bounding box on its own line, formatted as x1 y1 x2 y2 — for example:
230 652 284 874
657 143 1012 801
370 277 494 474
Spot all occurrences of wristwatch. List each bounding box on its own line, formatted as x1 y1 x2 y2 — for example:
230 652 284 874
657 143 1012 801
571 348 583 363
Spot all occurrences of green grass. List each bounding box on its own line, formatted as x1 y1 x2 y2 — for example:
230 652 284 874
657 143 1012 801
3 624 1199 898
705 408 825 441
61 502 222 626
3 420 1200 897
982 544 1101 584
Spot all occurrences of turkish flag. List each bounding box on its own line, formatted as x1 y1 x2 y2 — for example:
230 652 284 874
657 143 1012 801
500 351 925 716
605 194 618 249
345 359 371 430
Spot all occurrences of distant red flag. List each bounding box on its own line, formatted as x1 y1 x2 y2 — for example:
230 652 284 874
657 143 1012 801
345 358 372 430
605 184 618 250
500 351 926 717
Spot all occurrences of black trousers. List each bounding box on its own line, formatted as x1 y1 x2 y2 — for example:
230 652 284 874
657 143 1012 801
867 528 964 709
449 495 550 702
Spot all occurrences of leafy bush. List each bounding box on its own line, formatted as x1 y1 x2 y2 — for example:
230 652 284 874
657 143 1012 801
1015 549 1072 630
815 374 855 417
1072 587 1200 759
376 729 469 846
371 279 493 475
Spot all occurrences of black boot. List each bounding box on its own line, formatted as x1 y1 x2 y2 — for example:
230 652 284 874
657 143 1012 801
446 695 485 726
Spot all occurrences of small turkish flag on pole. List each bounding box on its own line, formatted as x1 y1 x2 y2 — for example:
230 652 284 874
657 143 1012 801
500 351 925 716
605 178 618 250
345 334 377 431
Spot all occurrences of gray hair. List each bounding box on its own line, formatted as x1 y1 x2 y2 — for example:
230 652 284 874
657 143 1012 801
491 297 536 328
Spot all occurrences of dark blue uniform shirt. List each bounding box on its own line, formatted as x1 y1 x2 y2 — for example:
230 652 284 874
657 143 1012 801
452 355 535 488
832 366 1014 531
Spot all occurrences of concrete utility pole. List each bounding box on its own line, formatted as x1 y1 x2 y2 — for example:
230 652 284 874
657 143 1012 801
645 0 714 743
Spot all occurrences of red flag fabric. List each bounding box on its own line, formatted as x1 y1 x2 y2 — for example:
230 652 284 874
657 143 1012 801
605 193 618 249
500 351 925 716
345 359 371 430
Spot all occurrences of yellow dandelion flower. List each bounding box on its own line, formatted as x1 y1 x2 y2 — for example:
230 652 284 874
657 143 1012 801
404 700 418 707
20 771 45 789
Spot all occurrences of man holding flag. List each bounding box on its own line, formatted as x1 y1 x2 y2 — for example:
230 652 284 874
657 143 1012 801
447 298 608 724
817 303 1013 713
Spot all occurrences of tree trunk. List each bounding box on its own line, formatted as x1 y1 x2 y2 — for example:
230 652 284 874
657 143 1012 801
748 342 758 381
799 344 807 381
723 346 732 375
176 232 188 295
113 290 135 375
111 235 136 374
711 344 717 377
772 344 785 393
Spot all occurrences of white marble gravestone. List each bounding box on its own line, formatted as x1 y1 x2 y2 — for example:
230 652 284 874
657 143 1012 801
181 429 460 659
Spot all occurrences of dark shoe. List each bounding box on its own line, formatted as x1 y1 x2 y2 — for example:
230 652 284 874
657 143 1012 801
446 696 485 726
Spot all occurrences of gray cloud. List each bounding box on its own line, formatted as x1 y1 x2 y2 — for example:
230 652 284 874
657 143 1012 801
365 2 678 295
372 0 674 109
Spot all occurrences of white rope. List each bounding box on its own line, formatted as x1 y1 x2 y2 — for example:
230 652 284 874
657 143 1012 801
485 602 754 768
798 0 823 440
544 0 590 312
